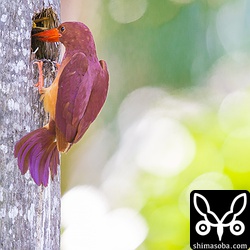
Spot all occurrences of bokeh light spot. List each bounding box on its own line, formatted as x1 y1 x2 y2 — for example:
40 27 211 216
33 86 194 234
61 186 109 228
118 87 167 133
102 208 148 250
108 0 148 24
216 0 248 53
179 172 233 217
61 186 148 250
135 111 196 177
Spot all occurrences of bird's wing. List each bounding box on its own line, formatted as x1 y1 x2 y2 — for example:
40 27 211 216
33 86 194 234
74 59 109 143
55 52 91 149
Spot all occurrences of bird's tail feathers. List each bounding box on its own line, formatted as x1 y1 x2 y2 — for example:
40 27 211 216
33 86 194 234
14 120 59 186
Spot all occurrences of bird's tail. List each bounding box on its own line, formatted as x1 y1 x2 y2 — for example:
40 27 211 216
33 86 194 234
14 120 59 186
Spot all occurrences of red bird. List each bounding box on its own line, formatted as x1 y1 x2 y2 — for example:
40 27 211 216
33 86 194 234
14 22 109 186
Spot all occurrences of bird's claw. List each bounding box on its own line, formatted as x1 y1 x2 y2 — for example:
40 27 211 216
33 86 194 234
34 61 44 94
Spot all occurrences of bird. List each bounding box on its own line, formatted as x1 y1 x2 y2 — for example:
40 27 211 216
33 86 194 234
14 22 109 186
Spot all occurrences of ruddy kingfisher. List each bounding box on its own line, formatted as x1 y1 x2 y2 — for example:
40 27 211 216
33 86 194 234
14 22 109 186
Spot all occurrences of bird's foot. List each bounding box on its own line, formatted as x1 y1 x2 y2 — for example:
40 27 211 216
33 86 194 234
34 61 45 94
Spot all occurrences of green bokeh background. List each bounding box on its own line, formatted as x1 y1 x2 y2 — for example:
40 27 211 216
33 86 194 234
60 0 250 249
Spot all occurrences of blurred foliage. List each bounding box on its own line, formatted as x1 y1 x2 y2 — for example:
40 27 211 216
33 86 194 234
101 1 220 92
61 0 250 249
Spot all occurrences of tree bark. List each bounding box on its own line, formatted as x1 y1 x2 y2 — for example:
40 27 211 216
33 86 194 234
0 1 61 249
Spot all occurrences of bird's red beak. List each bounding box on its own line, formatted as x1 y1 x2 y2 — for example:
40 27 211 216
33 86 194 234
33 28 62 42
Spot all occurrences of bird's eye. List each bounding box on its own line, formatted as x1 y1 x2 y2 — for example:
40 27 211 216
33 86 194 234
60 26 65 33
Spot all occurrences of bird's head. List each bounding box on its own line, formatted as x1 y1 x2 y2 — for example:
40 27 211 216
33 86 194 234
33 22 96 55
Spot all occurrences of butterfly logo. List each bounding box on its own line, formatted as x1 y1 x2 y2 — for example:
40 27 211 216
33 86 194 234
193 192 246 241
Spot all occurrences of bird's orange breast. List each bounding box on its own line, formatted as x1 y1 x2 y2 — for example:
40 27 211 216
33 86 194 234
43 80 58 120
42 58 70 120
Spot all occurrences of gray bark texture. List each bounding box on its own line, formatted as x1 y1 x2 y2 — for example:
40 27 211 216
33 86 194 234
0 0 61 249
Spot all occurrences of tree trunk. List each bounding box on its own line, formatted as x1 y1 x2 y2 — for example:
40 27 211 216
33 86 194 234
0 1 61 249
